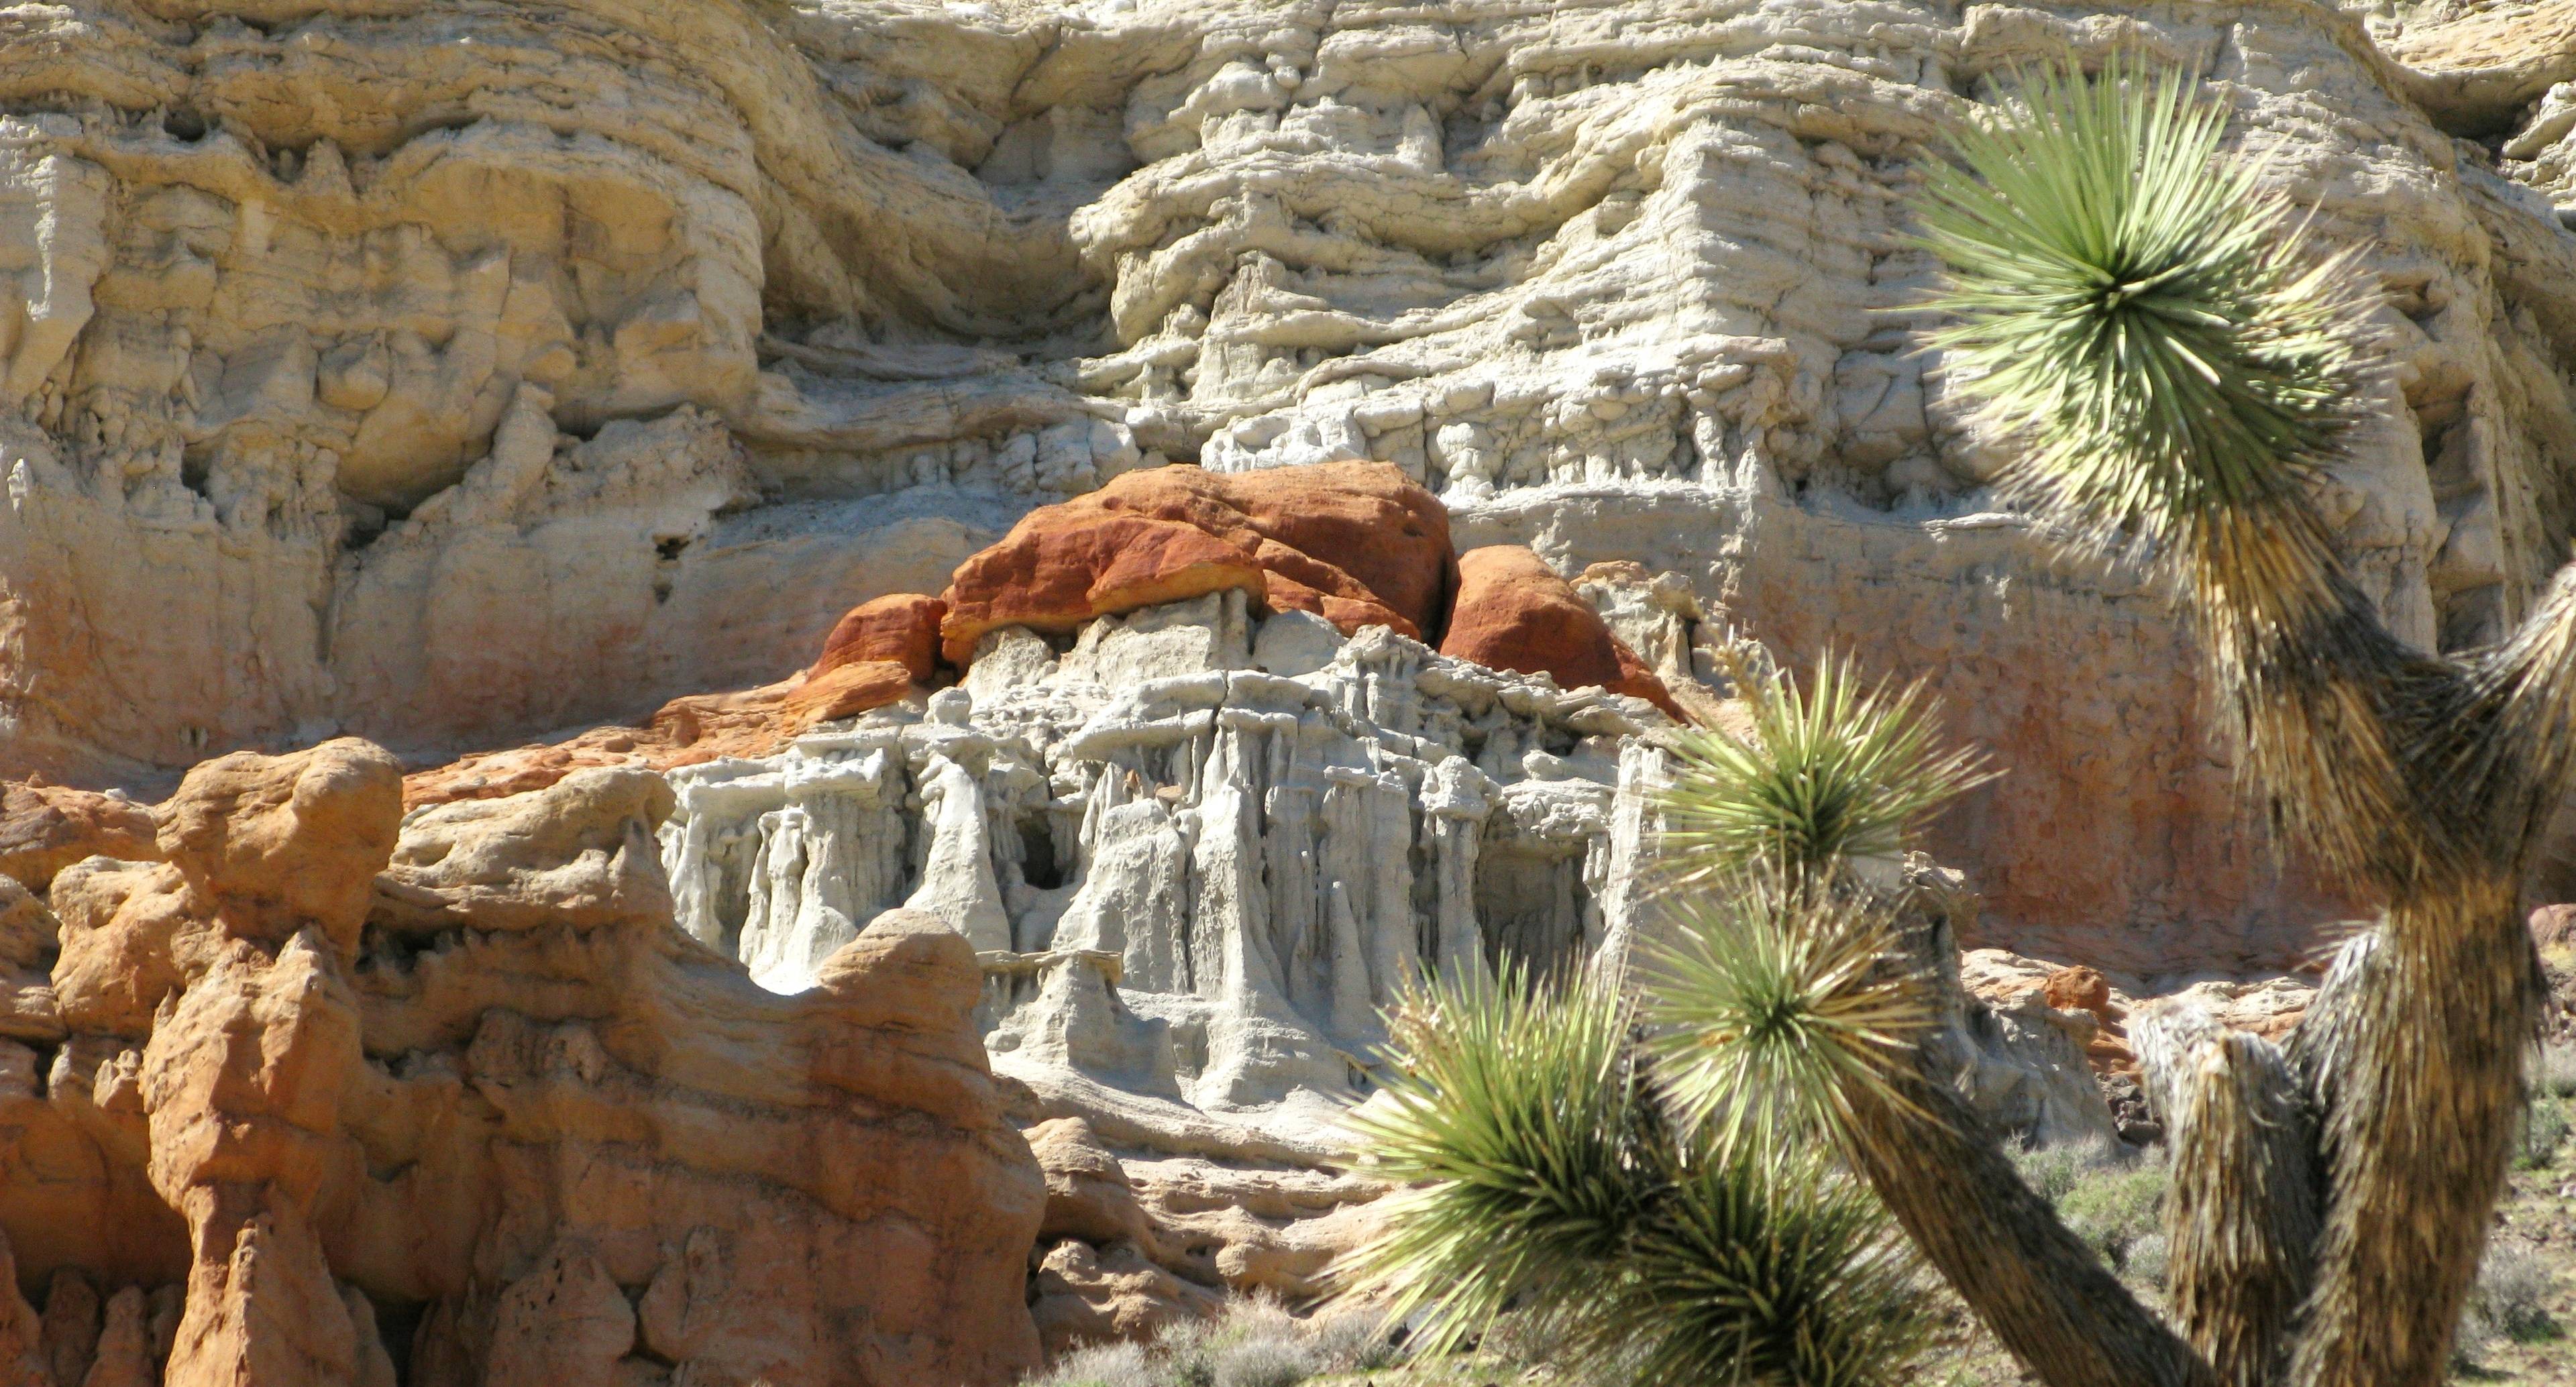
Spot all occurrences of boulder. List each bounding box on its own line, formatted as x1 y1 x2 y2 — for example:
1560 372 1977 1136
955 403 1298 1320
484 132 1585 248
939 462 1454 665
0 785 158 893
812 594 947 681
1438 546 1684 720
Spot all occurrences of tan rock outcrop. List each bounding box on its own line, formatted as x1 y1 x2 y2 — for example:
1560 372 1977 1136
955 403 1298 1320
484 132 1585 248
939 461 1454 664
0 1229 51 1387
0 786 157 893
1 742 1047 1387
1020 1115 1384 1356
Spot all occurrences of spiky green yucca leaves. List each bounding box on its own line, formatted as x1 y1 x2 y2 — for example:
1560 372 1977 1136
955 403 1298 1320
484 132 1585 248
1336 967 1654 1355
1917 62 2371 552
1334 968 1933 1386
1658 652 1994 883
1608 1148 1935 1387
1645 880 1935 1151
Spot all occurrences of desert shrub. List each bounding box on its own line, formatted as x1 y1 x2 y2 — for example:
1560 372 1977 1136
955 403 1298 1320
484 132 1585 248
2057 1159 2167 1274
1028 1342 1158 1387
2123 1233 2171 1290
2520 1097 2571 1170
1301 1311 1401 1374
2456 1240 2559 1366
1021 1296 1401 1387
1150 1317 1215 1387
1210 1337 1313 1387
2006 1139 2118 1206
2006 1141 2168 1282
2540 1042 2576 1101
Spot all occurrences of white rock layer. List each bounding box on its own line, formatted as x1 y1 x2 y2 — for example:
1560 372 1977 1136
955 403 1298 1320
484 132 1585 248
659 595 2116 1152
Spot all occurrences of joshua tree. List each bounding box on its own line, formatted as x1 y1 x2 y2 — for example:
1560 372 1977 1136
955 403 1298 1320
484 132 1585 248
1334 959 1937 1386
1644 62 2576 1387
1332 657 1978 1386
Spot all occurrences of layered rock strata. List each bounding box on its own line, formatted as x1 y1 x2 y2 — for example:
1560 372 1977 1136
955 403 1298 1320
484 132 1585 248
0 743 1046 1387
643 578 2121 1341
9 0 2576 978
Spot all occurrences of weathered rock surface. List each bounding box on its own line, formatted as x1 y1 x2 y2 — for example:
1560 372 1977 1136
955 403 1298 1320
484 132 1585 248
1440 545 1682 719
635 583 2125 1348
938 461 1453 663
0 787 156 893
12 0 2575 978
811 594 947 682
0 744 1046 1386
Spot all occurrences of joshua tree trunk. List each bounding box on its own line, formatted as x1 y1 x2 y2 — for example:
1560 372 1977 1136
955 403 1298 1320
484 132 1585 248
2173 516 2576 1387
1843 1069 2219 1387
1839 60 2576 1387
2133 1001 2319 1387
1839 463 2576 1387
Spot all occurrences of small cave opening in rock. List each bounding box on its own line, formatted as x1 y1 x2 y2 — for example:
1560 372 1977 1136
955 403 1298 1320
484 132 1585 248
161 109 207 142
1018 818 1065 890
370 1296 425 1386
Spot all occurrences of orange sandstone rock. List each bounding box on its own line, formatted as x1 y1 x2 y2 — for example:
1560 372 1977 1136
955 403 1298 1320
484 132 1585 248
405 659 919 808
812 594 947 681
1438 546 1684 720
939 462 1454 665
5 744 1048 1387
0 784 159 892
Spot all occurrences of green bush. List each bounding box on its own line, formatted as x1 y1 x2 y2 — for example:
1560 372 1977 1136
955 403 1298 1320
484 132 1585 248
2456 1239 2560 1366
2057 1160 2167 1274
2008 1142 2168 1285
2519 1097 2571 1170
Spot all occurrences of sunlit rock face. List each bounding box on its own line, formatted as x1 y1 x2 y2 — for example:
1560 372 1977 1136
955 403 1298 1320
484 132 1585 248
653 588 2118 1168
6 0 2576 1020
658 594 1668 1119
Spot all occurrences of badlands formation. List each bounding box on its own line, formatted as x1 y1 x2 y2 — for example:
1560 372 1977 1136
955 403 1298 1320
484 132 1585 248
1 0 2575 1382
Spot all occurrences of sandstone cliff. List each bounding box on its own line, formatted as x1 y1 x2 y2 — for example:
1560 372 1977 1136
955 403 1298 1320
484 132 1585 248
8 0 2575 973
7 0 2576 1374
0 742 1045 1387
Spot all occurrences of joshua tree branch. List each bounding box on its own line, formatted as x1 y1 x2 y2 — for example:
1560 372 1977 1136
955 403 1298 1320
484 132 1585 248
2133 1001 2321 1387
1843 1072 2220 1387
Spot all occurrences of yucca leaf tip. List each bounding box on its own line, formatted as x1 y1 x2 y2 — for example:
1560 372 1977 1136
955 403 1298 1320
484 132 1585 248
1643 881 1937 1152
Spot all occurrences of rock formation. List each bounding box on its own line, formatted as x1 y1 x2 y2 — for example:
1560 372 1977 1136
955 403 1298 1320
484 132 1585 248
7 0 2575 978
1 742 1046 1387
1440 545 1682 719
7 0 2576 1372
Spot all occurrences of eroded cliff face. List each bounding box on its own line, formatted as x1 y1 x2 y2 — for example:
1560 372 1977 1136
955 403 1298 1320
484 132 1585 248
0 742 1046 1387
9 0 2576 970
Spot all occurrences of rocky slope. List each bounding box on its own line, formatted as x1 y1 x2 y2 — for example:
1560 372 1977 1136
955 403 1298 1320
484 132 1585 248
7 0 2576 973
7 0 2576 1377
